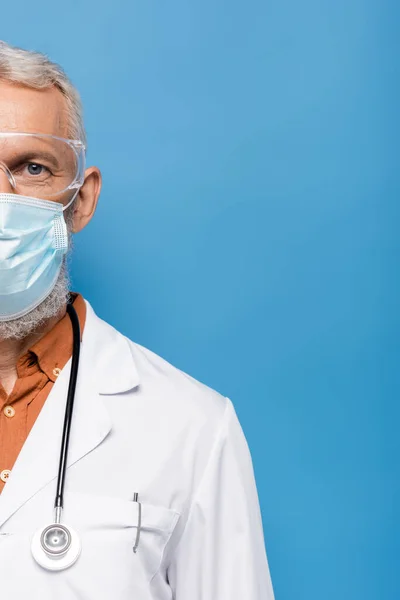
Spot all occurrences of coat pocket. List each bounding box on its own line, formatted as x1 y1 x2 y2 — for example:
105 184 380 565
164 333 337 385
62 491 180 585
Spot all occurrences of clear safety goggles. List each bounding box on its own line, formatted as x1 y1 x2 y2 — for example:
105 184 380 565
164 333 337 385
0 132 86 206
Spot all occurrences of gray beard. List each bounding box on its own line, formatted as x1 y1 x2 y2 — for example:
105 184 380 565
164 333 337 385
0 262 71 340
0 205 74 341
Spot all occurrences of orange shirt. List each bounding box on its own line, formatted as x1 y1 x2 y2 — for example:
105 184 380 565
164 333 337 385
0 293 86 493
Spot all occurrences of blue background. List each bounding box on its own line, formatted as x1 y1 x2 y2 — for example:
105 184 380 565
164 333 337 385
3 1 398 599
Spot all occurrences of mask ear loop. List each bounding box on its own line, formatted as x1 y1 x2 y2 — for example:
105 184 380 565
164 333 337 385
62 187 81 212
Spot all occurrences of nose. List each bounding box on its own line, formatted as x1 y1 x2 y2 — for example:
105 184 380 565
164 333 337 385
0 163 15 194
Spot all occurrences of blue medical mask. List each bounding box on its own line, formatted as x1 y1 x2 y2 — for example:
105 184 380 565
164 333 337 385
0 193 70 321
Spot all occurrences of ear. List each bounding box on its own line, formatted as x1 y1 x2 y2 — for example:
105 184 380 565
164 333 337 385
71 166 102 233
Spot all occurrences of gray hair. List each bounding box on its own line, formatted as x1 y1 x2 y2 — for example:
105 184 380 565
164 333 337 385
0 40 86 146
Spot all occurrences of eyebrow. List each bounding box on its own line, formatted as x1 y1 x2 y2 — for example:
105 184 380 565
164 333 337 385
4 151 62 170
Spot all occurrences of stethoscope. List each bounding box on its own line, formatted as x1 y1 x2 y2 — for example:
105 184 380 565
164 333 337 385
30 301 142 571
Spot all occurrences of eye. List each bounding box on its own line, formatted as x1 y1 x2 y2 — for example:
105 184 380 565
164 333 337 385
27 163 47 176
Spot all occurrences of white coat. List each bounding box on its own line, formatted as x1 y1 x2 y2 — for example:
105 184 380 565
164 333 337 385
0 300 275 599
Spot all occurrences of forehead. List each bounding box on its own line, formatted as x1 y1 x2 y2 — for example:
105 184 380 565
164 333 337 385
0 80 69 137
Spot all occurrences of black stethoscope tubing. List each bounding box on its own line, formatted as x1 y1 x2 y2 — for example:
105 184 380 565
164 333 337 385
55 301 81 515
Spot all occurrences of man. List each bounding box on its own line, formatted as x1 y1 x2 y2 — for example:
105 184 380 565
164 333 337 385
0 40 274 599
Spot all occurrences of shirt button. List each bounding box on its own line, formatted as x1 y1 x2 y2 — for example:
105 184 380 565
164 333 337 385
53 367 61 377
3 405 15 418
0 469 11 483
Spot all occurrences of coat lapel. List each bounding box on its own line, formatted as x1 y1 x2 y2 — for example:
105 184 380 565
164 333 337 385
0 301 140 527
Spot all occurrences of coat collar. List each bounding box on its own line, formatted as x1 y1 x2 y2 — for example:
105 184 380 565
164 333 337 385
83 300 140 394
0 299 140 528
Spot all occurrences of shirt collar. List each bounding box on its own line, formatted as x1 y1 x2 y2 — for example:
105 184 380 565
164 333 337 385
29 293 87 383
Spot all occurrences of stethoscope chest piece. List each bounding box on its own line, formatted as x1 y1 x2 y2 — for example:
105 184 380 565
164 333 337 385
31 523 81 571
